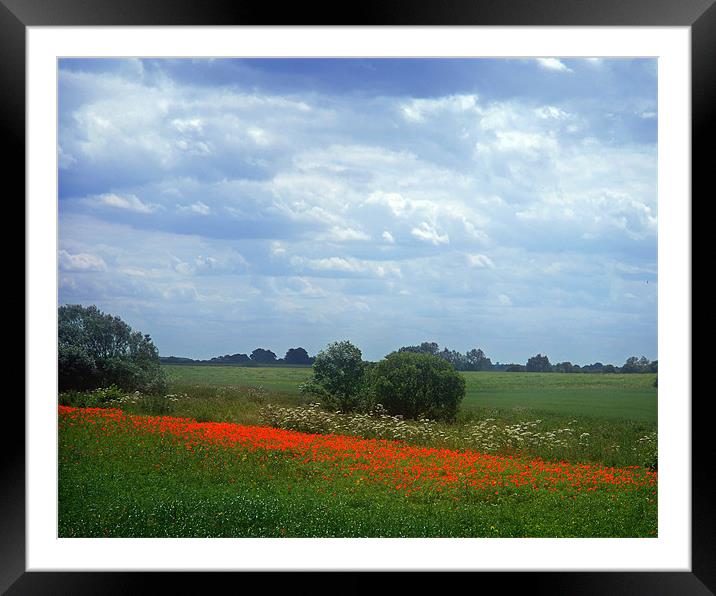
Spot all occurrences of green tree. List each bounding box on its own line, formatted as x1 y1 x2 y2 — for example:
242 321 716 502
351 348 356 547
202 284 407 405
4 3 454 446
250 348 277 364
284 347 313 365
311 340 367 412
371 351 465 421
526 353 552 372
466 348 492 371
58 304 167 393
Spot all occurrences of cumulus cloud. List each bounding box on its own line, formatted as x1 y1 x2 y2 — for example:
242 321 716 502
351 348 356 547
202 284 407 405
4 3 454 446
89 193 160 214
536 58 573 73
178 201 211 215
319 226 371 242
411 222 449 245
467 253 495 269
58 58 657 362
59 249 107 272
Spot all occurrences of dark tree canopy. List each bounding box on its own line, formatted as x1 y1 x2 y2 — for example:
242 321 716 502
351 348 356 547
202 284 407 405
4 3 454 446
465 348 492 371
284 347 313 365
58 304 167 393
210 353 250 364
621 356 654 374
526 354 552 373
398 341 440 356
250 348 278 364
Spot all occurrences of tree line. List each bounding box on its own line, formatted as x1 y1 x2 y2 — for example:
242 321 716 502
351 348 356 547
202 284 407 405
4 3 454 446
59 305 658 400
160 346 315 366
161 340 656 374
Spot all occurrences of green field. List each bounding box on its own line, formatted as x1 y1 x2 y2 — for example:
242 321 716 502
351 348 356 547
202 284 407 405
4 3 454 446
164 365 657 423
59 365 658 538
59 406 657 538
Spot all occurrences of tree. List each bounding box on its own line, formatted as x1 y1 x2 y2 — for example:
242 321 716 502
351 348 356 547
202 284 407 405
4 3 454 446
211 353 250 364
284 347 313 365
622 355 651 374
553 361 574 373
466 348 492 371
398 341 440 356
250 348 277 364
438 348 468 371
311 340 367 412
372 351 465 421
58 304 167 393
526 354 552 372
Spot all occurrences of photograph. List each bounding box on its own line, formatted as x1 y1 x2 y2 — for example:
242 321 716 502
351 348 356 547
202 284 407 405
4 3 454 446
56 56 659 539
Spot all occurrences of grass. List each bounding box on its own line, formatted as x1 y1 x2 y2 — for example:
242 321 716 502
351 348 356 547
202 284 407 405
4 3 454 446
163 365 657 422
59 407 657 538
58 366 658 537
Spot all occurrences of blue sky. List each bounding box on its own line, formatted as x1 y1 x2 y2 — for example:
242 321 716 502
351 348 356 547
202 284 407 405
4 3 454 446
58 58 657 364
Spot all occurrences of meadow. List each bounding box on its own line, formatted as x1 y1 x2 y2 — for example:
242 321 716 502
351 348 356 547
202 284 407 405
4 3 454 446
162 365 657 423
58 365 658 538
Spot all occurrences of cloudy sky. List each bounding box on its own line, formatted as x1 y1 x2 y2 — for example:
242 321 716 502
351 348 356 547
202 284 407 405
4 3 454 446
58 58 657 364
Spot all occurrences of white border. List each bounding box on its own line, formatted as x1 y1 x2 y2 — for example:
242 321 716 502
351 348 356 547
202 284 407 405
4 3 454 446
27 26 691 571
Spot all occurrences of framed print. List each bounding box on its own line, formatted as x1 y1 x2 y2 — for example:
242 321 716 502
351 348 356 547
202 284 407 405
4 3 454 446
9 0 708 592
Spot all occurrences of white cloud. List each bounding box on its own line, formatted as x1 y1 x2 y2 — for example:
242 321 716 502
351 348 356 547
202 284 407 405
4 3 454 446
536 58 573 73
382 231 395 243
171 118 203 134
467 253 495 269
59 250 107 272
319 226 371 242
91 193 159 214
411 222 449 245
494 131 557 154
270 241 286 257
400 94 480 123
178 201 211 215
535 106 570 120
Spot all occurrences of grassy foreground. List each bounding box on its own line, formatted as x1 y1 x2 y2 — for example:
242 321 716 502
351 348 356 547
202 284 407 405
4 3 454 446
59 406 657 538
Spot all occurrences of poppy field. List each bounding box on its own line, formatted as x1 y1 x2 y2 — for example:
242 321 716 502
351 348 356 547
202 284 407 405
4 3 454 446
59 404 657 537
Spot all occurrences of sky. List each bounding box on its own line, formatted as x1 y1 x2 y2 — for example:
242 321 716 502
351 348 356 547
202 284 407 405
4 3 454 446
58 57 657 365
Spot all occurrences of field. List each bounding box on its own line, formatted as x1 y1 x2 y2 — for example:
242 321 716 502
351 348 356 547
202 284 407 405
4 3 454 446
58 366 658 538
164 365 657 422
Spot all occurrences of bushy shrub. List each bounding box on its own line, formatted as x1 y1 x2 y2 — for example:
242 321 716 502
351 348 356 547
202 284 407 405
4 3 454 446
58 304 167 394
309 340 369 412
371 351 465 421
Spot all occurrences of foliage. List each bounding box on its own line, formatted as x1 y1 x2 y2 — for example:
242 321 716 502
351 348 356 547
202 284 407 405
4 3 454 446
283 347 313 365
526 354 552 372
309 340 368 412
58 304 167 393
59 406 658 538
250 348 277 364
371 351 465 421
621 356 654 374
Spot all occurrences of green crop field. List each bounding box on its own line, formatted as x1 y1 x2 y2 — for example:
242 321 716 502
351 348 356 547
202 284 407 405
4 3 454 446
163 365 657 422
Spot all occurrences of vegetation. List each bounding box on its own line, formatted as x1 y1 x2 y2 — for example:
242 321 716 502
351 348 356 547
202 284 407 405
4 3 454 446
372 351 465 421
58 304 167 394
59 407 657 538
57 309 658 538
306 340 368 412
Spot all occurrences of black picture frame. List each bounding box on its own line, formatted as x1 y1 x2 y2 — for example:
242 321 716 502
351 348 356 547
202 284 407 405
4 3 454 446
8 0 708 592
